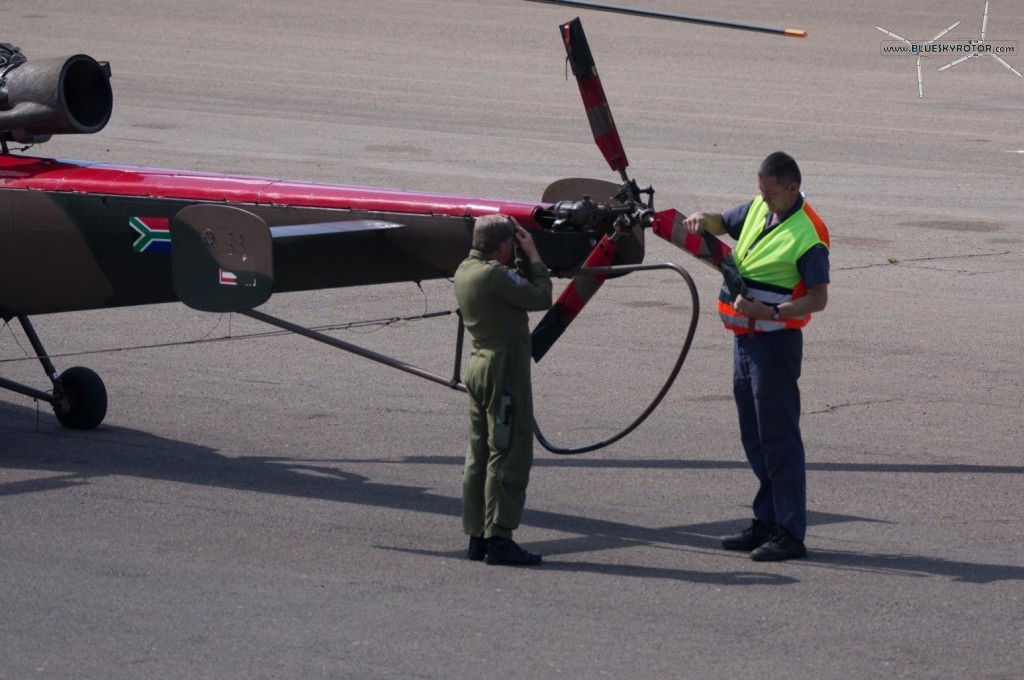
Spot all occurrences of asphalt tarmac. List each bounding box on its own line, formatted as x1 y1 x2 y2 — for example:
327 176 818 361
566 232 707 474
2 1 1023 678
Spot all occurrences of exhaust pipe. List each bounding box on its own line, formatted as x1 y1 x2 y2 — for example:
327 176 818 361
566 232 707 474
0 49 112 144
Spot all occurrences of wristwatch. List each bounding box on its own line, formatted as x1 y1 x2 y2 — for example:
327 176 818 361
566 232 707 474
770 304 782 320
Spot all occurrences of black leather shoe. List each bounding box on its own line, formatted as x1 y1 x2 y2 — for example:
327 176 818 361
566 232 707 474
721 519 771 551
484 537 542 566
467 536 487 561
750 532 807 562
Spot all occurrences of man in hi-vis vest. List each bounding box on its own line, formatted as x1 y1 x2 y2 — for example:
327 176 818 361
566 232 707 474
683 152 830 562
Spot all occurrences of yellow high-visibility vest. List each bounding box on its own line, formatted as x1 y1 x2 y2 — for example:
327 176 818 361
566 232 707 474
718 195 830 334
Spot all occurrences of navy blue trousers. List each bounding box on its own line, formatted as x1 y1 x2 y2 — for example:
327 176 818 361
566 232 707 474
733 329 806 541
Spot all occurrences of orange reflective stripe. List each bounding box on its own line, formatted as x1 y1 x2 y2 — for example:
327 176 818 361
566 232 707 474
803 202 830 249
717 299 810 334
719 195 827 335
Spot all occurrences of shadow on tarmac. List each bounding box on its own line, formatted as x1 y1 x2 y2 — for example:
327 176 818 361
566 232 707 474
806 549 1024 584
4 401 1024 585
384 455 1024 476
381 542 799 586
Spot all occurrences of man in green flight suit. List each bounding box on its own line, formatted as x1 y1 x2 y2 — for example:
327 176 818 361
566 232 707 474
454 214 552 566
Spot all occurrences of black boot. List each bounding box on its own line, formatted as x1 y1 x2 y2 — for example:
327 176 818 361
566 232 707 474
484 537 542 566
750 529 807 562
467 536 487 561
721 519 771 551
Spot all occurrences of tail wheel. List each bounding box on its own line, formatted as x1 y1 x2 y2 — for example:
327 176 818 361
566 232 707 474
54 366 107 430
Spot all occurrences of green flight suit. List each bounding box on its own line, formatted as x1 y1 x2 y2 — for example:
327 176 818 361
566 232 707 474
454 248 552 540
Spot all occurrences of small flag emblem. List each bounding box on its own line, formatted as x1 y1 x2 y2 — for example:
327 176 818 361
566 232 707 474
219 269 238 286
130 217 171 253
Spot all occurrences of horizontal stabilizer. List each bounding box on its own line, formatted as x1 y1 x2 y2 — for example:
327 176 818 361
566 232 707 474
541 177 620 203
171 205 274 312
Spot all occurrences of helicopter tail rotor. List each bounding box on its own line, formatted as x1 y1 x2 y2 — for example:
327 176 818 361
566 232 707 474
526 6 807 452
531 19 656 361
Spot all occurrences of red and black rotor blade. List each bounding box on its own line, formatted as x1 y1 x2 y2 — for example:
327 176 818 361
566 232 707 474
650 209 732 269
532 233 620 362
651 209 755 298
532 20 639 361
561 17 629 176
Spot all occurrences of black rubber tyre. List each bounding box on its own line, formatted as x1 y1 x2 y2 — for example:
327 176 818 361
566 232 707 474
54 366 108 430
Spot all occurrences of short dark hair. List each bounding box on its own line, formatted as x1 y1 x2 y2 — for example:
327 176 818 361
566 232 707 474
472 214 515 253
758 151 801 187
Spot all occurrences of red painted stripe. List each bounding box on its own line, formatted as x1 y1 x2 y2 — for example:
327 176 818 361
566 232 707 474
552 282 588 325
578 77 609 115
550 234 618 325
576 76 628 172
651 209 733 268
135 216 170 231
0 154 545 227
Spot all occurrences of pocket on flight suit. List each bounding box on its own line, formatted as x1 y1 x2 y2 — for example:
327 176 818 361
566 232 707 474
493 392 514 452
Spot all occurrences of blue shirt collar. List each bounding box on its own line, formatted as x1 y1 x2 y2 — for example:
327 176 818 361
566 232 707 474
765 192 805 229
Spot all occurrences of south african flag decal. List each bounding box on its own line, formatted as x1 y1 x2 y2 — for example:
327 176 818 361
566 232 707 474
130 216 171 253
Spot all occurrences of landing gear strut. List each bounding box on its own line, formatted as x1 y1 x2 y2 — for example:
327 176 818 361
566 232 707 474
0 316 107 429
